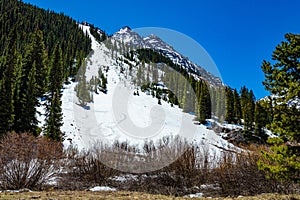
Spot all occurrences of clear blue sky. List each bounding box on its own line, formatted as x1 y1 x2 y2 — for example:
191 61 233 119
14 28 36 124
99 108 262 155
23 0 300 99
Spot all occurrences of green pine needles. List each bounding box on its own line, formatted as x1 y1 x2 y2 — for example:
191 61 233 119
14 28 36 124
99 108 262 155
258 33 300 183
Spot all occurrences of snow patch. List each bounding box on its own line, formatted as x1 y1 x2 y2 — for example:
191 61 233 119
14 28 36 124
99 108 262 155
89 186 117 192
184 193 204 198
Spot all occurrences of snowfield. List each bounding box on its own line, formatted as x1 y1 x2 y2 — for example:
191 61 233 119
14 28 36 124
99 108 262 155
61 25 239 166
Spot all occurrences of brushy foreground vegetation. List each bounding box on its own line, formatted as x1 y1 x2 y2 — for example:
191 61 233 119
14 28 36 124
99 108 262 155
0 191 300 200
0 132 299 198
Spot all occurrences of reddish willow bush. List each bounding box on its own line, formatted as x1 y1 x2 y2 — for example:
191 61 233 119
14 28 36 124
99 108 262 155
0 132 64 190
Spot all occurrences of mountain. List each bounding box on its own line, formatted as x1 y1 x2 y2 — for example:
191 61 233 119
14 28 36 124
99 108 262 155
112 26 146 48
111 27 223 87
59 24 239 164
143 34 176 52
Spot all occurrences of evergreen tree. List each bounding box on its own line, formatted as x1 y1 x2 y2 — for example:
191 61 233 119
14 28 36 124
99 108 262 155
182 79 194 113
136 63 142 86
100 74 107 92
76 74 91 106
195 81 211 124
44 44 63 141
233 89 242 124
225 87 234 123
240 86 255 135
21 62 39 134
30 30 49 96
258 33 300 183
215 87 226 122
14 40 40 134
45 89 63 141
254 101 268 141
48 44 63 93
0 30 18 135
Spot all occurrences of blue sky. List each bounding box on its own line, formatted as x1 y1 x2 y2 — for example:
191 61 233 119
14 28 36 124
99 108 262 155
23 0 300 99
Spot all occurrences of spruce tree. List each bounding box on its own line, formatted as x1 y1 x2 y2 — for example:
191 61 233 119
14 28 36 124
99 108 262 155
240 86 255 136
254 101 268 141
225 87 234 123
203 82 212 121
215 87 226 122
14 41 40 134
0 29 18 135
45 89 63 141
48 44 63 93
44 44 64 141
31 30 49 97
196 81 211 124
21 62 39 134
233 89 242 124
258 33 300 183
183 79 194 113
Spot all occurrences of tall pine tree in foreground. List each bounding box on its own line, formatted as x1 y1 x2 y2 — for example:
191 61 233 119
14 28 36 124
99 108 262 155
258 33 300 183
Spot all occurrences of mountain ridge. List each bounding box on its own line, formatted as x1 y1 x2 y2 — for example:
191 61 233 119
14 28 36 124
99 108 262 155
110 26 223 87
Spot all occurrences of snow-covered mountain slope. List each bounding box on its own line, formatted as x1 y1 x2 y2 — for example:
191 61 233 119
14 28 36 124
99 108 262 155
61 25 238 161
144 34 175 52
112 26 146 48
111 27 223 87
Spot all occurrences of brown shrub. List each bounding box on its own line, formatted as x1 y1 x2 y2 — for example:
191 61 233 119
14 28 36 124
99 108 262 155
60 144 120 190
0 132 64 190
212 145 291 196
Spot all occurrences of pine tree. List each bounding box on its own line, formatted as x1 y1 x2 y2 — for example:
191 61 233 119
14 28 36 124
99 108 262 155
240 86 255 136
254 101 268 141
258 33 300 183
22 63 39 134
48 43 63 94
31 30 49 97
45 88 63 141
76 74 91 106
225 87 234 123
101 74 107 92
14 41 40 135
215 87 226 122
0 29 18 135
195 81 211 124
44 44 64 141
233 89 242 124
183 79 194 113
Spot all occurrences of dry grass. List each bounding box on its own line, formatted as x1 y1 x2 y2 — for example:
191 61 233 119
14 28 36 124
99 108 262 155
0 191 299 200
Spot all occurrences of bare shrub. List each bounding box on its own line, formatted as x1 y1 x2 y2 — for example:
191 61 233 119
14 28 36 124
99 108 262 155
114 136 201 196
213 145 291 196
61 144 120 190
0 132 63 190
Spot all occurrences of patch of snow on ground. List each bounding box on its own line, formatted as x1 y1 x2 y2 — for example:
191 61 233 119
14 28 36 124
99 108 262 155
264 128 277 138
89 186 117 192
184 193 204 198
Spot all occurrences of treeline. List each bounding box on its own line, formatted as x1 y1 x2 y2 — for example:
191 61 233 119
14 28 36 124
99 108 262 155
224 86 271 142
0 0 92 139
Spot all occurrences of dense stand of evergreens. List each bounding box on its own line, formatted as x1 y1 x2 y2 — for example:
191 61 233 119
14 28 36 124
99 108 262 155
0 0 91 140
